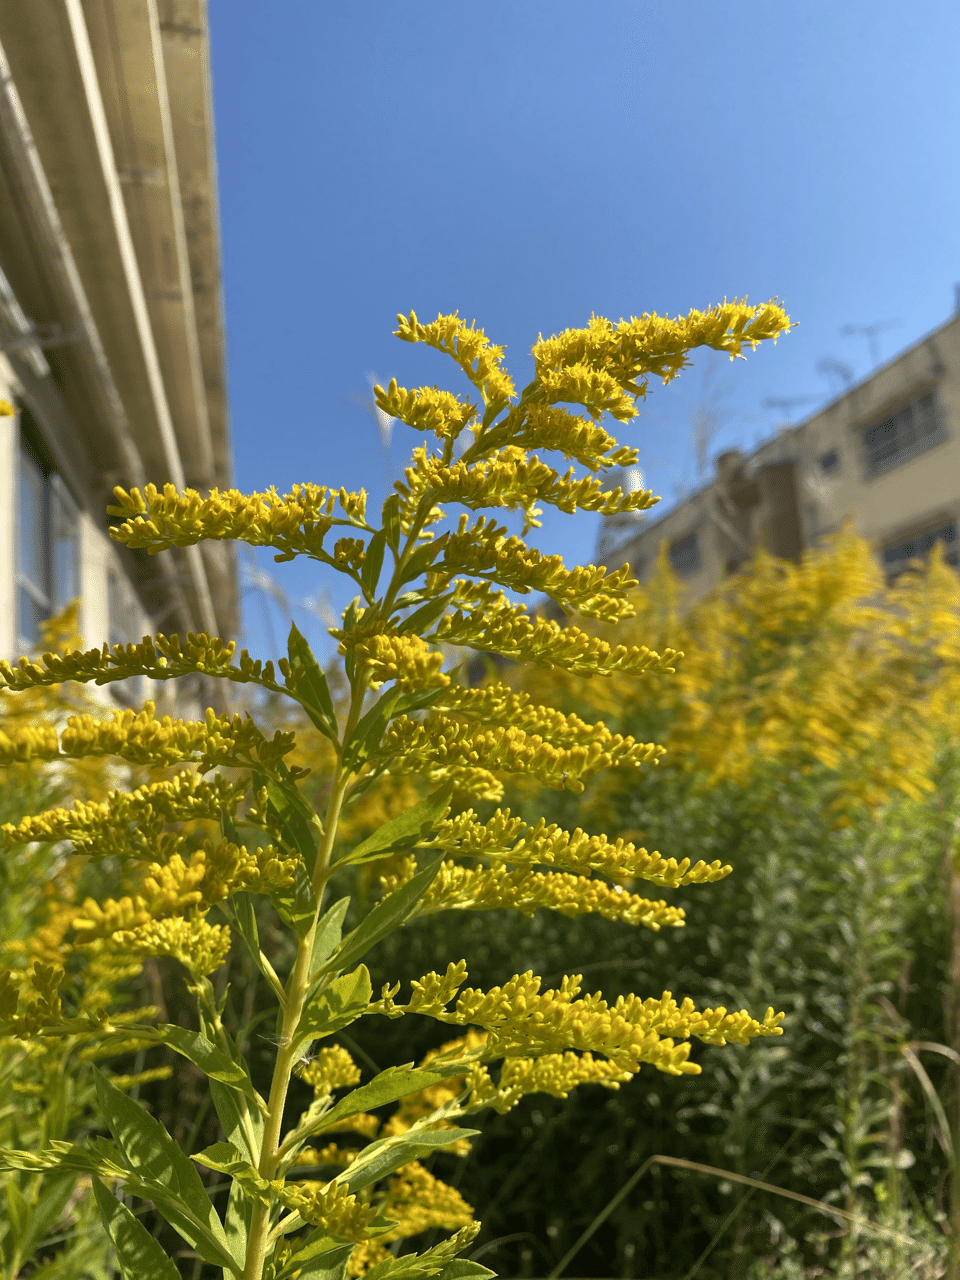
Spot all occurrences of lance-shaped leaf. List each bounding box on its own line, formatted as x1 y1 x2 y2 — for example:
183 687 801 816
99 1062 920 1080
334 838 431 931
399 592 454 638
271 858 317 936
273 1235 354 1280
342 686 402 770
288 623 339 742
209 1076 263 1168
157 1025 264 1109
232 890 260 959
343 1126 479 1191
293 1064 450 1145
294 965 372 1050
381 494 401 554
192 1141 274 1204
397 538 444 588
362 530 388 595
322 853 443 976
335 786 452 866
93 1069 238 1274
92 1177 182 1280
310 896 351 977
256 771 320 875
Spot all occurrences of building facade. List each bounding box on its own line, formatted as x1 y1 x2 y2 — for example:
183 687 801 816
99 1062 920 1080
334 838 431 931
0 1 236 672
598 307 960 605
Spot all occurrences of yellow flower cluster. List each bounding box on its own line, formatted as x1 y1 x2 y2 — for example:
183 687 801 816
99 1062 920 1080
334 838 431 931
297 1045 362 1096
436 585 682 673
276 1179 375 1239
395 445 657 534
429 808 731 888
437 515 637 621
71 840 296 941
373 380 479 440
373 968 784 1076
379 712 662 793
402 859 687 930
109 912 232 977
349 631 449 692
0 702 274 771
376 1160 474 1241
494 402 640 471
394 311 516 410
466 1051 632 1114
108 482 368 560
435 681 646 749
531 301 792 416
1 771 247 860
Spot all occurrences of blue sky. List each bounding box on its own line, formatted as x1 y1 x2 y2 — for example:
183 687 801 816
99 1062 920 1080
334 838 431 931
208 0 960 659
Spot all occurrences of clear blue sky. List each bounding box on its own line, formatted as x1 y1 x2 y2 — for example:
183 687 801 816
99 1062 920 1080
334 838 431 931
208 0 960 659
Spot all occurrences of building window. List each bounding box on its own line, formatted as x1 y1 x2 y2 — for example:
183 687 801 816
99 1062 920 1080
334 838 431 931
669 531 701 577
881 520 958 581
16 436 79 651
819 448 840 475
863 391 945 477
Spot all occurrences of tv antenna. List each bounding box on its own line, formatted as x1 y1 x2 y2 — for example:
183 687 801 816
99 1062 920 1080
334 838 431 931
816 357 855 396
840 319 901 371
763 395 816 425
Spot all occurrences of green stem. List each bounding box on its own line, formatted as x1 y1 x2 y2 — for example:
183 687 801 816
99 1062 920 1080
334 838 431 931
241 491 440 1279
240 674 366 1280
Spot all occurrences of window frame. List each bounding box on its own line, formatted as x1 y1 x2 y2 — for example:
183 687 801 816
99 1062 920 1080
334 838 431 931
861 389 946 479
669 530 702 577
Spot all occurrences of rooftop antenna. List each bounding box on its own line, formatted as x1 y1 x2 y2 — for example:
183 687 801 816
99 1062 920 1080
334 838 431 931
816 357 855 397
763 395 816 425
840 319 901 371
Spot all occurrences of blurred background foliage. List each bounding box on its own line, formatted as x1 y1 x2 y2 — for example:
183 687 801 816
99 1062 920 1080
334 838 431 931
4 530 960 1279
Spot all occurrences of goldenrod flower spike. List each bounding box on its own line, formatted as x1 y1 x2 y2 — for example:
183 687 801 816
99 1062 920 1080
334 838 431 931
0 301 790 1280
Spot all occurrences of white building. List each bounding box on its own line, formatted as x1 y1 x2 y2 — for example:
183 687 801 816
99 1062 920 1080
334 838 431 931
0 1 236 678
599 305 960 605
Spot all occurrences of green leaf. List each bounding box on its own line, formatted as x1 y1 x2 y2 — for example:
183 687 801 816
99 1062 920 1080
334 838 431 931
342 686 401 769
258 772 321 875
93 1069 237 1273
0 1141 118 1177
394 685 449 715
398 539 443 587
310 896 351 976
362 530 388 595
4 1178 29 1240
437 1265 496 1280
294 965 372 1049
157 1025 263 1107
336 786 453 867
288 623 339 741
270 858 317 936
233 890 260 958
325 853 444 975
92 1178 182 1280
192 1142 273 1204
16 1171 76 1263
224 1175 252 1271
297 1064 449 1144
344 1127 479 1191
209 1077 264 1166
279 1238 354 1280
401 592 454 637
381 494 401 554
